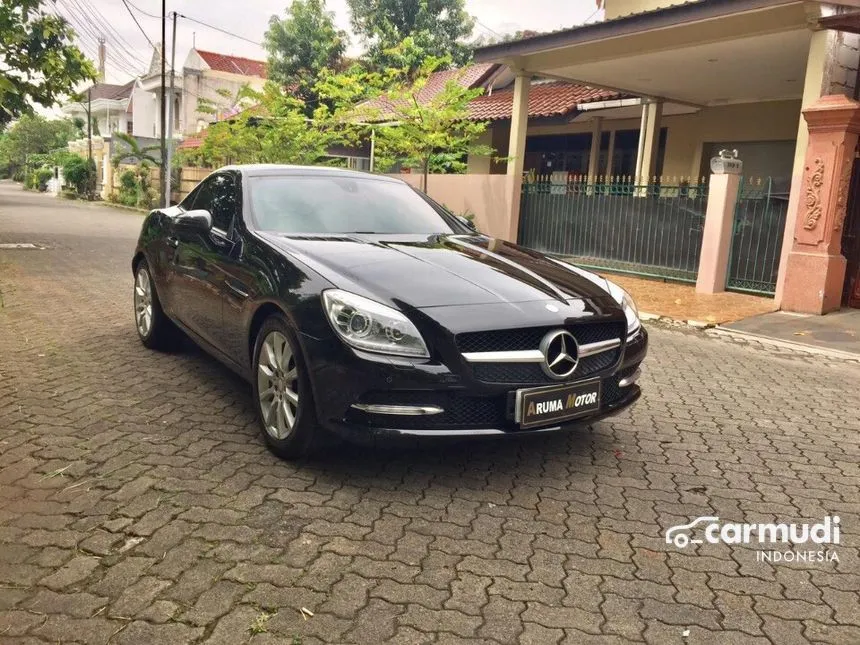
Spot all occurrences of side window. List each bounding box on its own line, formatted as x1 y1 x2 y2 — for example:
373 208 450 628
188 173 238 232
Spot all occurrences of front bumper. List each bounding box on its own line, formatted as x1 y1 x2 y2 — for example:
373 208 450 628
300 325 648 441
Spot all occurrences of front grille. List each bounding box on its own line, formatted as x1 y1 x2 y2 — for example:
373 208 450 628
471 349 620 384
456 321 624 353
347 390 510 429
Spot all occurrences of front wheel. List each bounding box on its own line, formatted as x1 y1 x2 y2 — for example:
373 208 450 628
134 260 178 350
252 315 319 460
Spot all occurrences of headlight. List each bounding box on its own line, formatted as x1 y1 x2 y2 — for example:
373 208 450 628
606 281 641 337
322 289 430 358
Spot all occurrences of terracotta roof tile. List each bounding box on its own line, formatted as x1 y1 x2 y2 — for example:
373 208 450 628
360 63 497 118
196 50 266 78
469 81 624 121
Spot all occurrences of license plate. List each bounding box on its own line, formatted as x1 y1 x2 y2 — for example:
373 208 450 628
515 378 602 429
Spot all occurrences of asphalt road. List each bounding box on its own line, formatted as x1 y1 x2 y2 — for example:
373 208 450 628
1 181 859 645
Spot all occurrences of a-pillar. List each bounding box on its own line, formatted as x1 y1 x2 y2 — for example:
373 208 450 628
781 94 860 314
502 72 531 241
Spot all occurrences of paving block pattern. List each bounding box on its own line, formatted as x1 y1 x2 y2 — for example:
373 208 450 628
1 184 859 644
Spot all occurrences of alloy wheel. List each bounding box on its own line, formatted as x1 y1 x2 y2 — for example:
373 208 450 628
257 331 299 440
134 268 153 338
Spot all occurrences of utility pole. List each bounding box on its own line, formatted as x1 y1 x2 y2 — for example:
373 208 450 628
166 11 177 205
87 87 93 200
160 0 168 207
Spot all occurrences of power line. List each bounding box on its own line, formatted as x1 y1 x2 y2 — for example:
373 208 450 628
474 19 502 38
175 12 261 46
57 6 142 78
121 0 157 49
73 0 149 66
123 0 160 20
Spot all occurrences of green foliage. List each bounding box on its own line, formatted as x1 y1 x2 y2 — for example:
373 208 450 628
111 132 161 168
346 0 475 71
0 1 96 127
34 166 53 191
62 155 96 197
350 45 493 185
179 83 336 168
114 167 155 209
264 0 348 115
0 114 79 177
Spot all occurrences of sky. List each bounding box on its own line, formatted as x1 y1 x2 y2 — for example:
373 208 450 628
55 0 604 85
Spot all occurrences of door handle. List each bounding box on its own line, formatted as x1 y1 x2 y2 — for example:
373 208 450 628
225 279 249 299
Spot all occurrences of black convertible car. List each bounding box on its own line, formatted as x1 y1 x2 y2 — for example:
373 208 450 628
132 165 647 459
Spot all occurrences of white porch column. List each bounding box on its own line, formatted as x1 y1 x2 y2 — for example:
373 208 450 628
502 72 531 241
604 128 616 177
507 73 531 178
634 100 663 186
587 117 603 184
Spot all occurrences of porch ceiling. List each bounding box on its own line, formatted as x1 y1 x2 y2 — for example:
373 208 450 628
545 29 810 107
481 1 815 107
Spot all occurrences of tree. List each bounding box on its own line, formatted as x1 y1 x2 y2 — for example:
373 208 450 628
346 0 475 71
177 83 336 168
0 114 79 178
349 43 493 190
62 154 96 197
111 132 161 168
264 0 348 115
0 1 96 127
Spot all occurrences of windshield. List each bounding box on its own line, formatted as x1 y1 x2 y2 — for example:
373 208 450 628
248 175 456 235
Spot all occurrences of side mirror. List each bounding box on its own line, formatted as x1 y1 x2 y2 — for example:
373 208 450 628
456 215 477 232
175 209 212 234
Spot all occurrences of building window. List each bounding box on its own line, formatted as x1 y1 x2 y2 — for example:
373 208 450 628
126 120 133 135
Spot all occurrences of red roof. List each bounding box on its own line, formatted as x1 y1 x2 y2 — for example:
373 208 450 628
177 131 207 150
360 63 498 118
469 81 622 121
197 50 266 78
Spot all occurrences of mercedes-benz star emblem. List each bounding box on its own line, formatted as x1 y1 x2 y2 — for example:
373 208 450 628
539 330 578 380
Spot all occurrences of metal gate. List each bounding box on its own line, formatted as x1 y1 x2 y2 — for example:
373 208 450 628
518 178 707 282
725 178 789 296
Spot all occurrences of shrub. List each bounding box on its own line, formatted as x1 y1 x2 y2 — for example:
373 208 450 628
35 167 54 192
63 155 97 196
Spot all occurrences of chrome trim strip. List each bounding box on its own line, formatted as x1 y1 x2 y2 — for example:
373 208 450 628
462 349 545 363
577 338 622 357
350 404 444 416
618 368 642 388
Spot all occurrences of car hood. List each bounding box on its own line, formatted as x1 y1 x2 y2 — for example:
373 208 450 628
257 232 614 309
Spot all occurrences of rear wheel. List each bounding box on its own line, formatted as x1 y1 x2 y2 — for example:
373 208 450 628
134 260 178 350
252 315 319 459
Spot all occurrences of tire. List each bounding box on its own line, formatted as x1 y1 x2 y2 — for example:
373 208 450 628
133 259 179 350
252 314 319 460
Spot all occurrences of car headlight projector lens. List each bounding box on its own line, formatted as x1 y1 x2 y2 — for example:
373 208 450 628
322 289 430 358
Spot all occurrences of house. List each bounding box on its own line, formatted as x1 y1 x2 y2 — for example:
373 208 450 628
60 81 135 137
130 46 267 139
471 0 860 313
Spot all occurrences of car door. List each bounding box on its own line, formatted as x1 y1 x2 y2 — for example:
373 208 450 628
171 171 240 352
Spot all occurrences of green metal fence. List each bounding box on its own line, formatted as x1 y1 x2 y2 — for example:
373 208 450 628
726 178 789 296
518 177 708 282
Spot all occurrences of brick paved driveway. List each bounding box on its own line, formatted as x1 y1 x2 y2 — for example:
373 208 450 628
1 182 859 645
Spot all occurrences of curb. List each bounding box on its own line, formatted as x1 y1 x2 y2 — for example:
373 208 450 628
708 326 860 362
640 311 717 330
92 201 148 214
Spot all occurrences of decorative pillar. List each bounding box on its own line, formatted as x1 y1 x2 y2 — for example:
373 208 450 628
634 100 663 194
695 155 743 294
781 94 860 314
502 72 531 242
